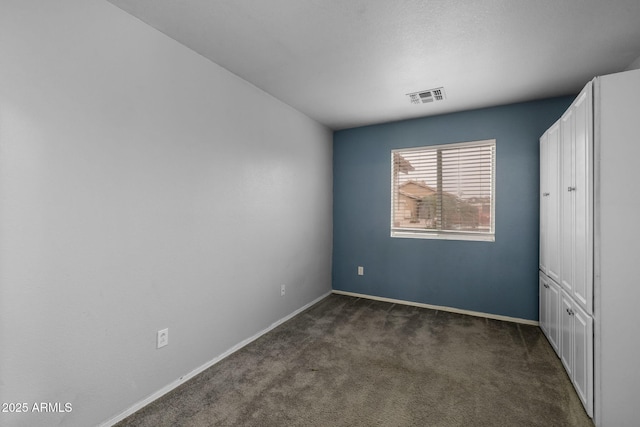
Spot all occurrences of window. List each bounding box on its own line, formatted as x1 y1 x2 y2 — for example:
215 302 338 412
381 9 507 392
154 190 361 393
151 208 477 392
391 139 495 241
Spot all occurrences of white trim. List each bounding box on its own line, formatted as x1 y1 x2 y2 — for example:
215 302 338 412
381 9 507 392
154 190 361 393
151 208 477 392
100 290 332 427
332 290 539 326
391 230 495 242
592 75 603 427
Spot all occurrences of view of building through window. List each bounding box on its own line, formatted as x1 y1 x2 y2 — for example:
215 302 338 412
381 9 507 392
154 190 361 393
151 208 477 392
391 140 495 240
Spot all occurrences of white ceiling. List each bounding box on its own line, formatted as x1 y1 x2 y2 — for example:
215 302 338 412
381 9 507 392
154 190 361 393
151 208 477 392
107 0 640 130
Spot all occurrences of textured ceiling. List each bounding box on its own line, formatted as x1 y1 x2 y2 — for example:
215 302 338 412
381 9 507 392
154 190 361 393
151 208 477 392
107 0 640 130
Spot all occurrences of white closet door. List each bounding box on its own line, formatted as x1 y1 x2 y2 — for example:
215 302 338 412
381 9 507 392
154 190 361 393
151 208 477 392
539 274 549 333
540 272 561 355
539 133 548 274
560 108 575 295
572 84 593 314
546 122 561 284
547 278 561 354
560 292 574 377
572 303 594 417
540 133 548 274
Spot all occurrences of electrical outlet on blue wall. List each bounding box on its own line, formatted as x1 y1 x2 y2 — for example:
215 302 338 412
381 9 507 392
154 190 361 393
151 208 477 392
332 96 575 321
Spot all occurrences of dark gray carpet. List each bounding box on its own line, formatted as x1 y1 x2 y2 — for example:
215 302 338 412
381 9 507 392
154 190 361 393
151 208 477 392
116 294 594 426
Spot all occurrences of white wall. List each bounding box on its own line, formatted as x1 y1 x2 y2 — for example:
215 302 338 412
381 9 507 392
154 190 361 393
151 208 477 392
0 1 332 426
595 69 640 426
625 55 640 71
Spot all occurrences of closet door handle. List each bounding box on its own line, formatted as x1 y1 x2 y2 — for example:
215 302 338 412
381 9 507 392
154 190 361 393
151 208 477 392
543 192 550 196
567 186 576 192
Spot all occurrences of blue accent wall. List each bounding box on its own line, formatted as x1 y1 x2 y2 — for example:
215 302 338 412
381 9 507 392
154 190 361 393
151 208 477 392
332 97 574 321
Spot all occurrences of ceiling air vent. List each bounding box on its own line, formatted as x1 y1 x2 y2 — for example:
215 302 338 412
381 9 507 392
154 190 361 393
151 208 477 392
407 87 446 105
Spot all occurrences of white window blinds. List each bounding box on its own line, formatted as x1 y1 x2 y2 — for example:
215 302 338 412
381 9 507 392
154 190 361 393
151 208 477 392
391 140 495 241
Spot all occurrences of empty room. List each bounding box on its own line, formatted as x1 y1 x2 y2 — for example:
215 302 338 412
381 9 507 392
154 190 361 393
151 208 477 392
2 1 640 426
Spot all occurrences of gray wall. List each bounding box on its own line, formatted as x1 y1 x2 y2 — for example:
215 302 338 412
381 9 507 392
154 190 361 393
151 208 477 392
0 1 332 426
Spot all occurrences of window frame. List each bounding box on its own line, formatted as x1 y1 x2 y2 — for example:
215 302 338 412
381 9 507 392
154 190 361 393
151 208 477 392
390 139 496 242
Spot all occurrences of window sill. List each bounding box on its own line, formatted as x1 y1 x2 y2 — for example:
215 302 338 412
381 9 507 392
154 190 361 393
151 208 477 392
390 230 495 242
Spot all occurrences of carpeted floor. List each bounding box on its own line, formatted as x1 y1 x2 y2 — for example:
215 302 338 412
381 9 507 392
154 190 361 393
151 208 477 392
116 294 594 426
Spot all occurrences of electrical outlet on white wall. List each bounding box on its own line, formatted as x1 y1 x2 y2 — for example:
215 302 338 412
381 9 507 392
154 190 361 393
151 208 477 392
157 328 168 349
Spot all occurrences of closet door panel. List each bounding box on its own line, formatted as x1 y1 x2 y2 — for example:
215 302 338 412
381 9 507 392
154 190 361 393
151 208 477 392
539 133 548 274
547 279 561 354
573 303 593 417
560 109 575 295
539 274 549 335
560 293 574 377
572 86 593 314
546 123 561 283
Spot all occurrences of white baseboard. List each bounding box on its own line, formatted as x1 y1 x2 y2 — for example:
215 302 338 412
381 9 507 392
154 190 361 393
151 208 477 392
100 290 332 427
332 290 539 326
